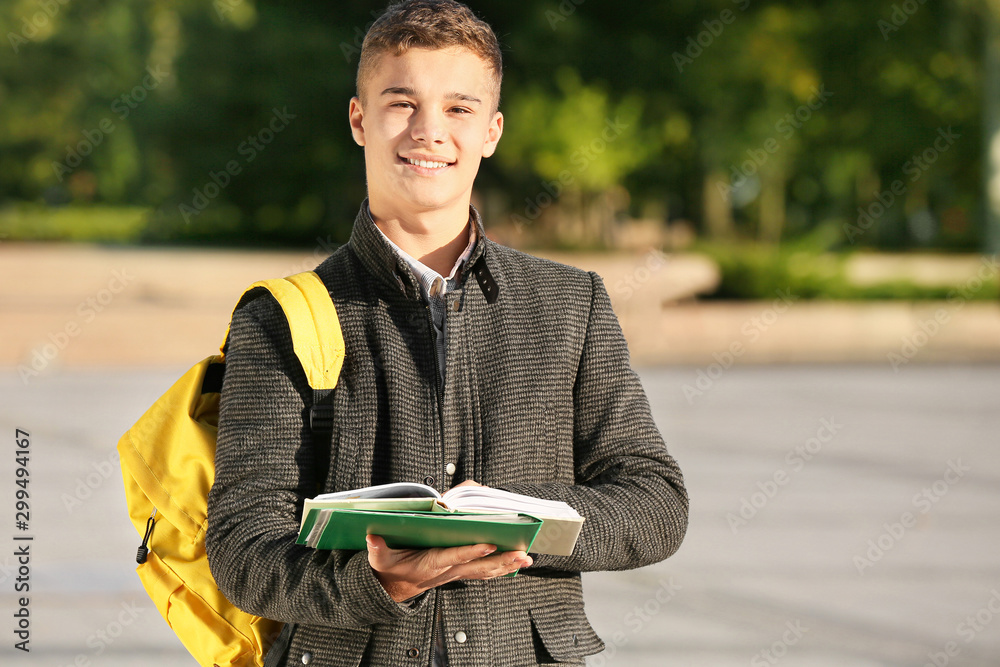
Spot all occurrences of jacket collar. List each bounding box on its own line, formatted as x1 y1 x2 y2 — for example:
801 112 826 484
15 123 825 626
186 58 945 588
348 198 490 302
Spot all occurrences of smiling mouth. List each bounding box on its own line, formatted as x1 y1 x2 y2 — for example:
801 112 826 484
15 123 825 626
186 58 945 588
400 155 454 170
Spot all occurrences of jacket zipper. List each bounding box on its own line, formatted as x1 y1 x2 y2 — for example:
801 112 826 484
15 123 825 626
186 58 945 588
425 303 447 446
424 302 445 667
428 592 441 667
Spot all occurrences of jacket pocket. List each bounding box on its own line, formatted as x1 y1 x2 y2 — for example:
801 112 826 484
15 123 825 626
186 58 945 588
287 623 373 667
529 601 605 664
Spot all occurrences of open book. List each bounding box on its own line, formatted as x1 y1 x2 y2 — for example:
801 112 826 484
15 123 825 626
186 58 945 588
298 482 584 556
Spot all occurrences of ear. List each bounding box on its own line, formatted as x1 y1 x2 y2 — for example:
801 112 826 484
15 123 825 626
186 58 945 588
481 110 503 158
349 97 366 147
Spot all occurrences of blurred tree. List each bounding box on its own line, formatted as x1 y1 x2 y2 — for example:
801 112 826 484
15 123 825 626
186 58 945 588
983 0 1000 254
0 0 991 252
0 0 155 203
497 67 659 246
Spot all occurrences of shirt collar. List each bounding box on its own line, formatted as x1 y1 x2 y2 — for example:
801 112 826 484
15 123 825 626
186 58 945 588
368 203 477 300
346 198 490 303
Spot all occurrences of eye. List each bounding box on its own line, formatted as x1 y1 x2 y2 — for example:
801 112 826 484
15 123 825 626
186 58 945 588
449 107 472 114
390 101 414 109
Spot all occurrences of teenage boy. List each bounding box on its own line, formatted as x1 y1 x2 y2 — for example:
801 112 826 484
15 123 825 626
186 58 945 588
206 1 688 666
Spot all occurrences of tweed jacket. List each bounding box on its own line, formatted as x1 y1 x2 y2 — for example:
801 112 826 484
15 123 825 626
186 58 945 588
206 202 689 667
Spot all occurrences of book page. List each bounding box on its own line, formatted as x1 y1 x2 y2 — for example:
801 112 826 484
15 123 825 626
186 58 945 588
441 486 581 519
446 513 532 522
310 482 440 502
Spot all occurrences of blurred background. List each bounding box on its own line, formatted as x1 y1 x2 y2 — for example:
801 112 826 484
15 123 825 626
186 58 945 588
1 0 999 665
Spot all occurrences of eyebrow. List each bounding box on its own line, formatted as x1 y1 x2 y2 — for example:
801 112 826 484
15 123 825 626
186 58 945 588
447 92 482 104
381 86 482 105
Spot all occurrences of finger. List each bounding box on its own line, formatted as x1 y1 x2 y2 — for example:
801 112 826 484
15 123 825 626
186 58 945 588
453 479 484 488
499 550 532 570
433 543 497 568
366 535 399 569
450 550 533 581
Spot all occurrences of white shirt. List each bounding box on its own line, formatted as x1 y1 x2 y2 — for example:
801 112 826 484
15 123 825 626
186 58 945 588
372 210 477 382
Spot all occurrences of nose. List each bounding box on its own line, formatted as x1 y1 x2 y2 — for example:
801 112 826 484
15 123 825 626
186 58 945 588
410 107 446 144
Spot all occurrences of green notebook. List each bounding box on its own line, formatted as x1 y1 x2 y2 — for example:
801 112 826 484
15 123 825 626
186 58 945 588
297 508 543 553
298 482 584 556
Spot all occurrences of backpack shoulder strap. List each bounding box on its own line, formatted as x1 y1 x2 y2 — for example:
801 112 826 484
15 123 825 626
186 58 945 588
228 272 342 667
221 271 344 392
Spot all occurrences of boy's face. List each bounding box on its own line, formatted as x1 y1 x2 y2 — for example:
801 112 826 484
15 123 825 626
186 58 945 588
349 46 503 220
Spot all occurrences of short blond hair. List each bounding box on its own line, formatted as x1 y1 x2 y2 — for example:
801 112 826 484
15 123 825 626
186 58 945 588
357 0 503 113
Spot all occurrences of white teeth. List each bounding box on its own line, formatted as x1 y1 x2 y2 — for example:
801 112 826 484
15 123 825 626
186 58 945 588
406 157 449 169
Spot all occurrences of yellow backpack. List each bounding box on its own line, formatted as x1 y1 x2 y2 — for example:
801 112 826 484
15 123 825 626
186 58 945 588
118 271 344 667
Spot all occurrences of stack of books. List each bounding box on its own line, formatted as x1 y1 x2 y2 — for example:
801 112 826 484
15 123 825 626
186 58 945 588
297 482 584 556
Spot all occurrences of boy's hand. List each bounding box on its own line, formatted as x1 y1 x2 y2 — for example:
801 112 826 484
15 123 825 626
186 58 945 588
366 479 531 602
366 537 533 603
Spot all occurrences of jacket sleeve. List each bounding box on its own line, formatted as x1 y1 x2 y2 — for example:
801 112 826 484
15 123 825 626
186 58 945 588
499 271 689 572
205 297 429 627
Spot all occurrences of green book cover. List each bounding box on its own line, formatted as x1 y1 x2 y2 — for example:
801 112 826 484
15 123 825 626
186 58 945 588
300 484 585 556
296 508 542 554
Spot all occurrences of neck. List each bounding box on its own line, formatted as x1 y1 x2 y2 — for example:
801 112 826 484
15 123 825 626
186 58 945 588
369 198 472 276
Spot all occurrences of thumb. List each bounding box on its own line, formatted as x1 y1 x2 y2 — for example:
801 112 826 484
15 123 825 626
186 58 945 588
366 534 391 566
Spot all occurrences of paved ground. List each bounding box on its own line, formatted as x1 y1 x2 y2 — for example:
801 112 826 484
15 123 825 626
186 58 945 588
0 363 997 666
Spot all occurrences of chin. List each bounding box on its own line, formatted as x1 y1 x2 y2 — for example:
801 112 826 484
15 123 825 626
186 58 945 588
399 188 462 212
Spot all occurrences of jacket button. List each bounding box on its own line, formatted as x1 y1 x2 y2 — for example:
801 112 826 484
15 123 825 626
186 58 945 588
454 630 468 643
572 633 578 646
301 650 312 664
424 475 435 486
445 463 456 475
406 648 420 658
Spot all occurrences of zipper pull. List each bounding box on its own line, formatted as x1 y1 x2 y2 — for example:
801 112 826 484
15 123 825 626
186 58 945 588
136 509 157 564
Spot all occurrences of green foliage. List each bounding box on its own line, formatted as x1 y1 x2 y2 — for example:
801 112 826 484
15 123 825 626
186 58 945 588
498 68 658 192
696 242 999 301
0 204 149 243
0 0 993 252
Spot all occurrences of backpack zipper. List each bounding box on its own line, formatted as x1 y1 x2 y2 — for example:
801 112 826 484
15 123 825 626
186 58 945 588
136 508 157 564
